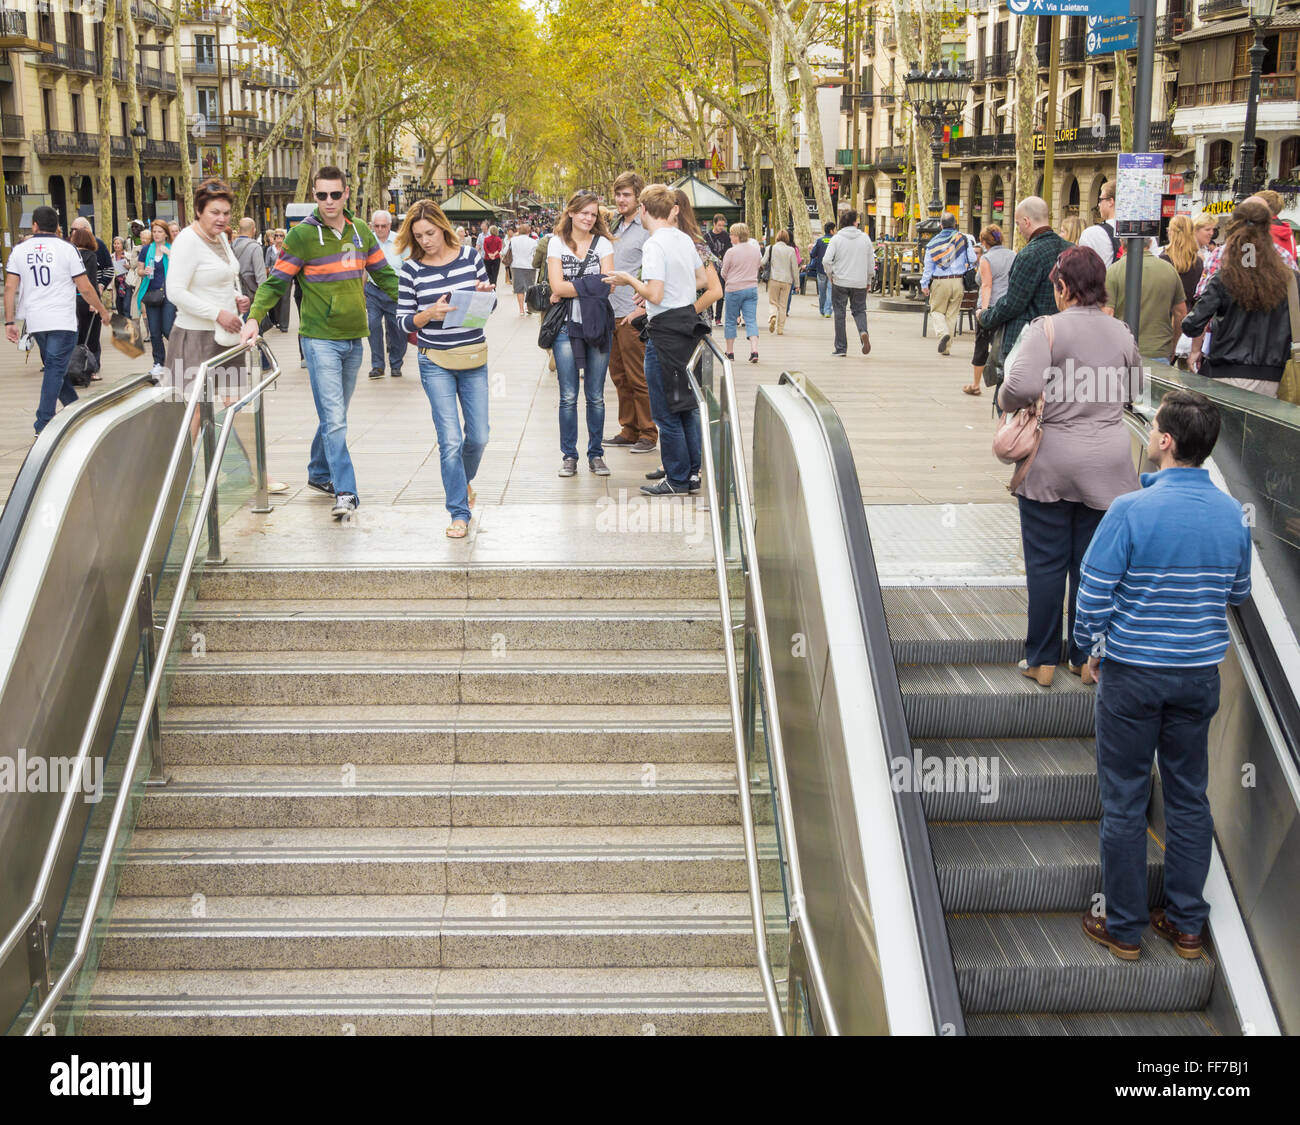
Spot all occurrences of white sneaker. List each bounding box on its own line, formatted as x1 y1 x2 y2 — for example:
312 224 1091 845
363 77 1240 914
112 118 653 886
150 363 167 378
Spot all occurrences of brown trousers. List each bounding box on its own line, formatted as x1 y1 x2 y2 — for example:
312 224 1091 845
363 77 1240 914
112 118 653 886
608 319 657 441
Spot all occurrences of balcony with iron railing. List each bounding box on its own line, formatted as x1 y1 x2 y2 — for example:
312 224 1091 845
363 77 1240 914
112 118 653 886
1061 36 1085 64
982 51 1011 79
949 121 1180 159
1156 12 1186 45
182 2 234 22
0 113 23 140
835 148 872 166
0 6 30 41
183 53 219 75
1199 0 1248 17
37 41 98 75
143 138 182 162
875 145 908 168
33 130 99 159
254 176 296 194
132 1 172 32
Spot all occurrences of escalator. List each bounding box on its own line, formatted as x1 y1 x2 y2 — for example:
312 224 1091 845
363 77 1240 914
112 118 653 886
886 585 1216 1033
750 371 1297 1035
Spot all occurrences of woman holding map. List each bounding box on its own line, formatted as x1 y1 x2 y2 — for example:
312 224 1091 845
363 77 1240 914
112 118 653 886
396 199 497 538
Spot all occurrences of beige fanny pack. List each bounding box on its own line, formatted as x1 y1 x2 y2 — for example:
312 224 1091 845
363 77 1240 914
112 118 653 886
420 343 488 370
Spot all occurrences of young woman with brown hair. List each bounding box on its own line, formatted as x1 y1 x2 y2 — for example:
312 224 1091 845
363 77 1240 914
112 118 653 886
546 189 615 477
1182 198 1295 398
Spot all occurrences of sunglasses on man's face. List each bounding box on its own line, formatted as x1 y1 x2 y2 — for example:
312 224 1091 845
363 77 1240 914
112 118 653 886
315 190 344 201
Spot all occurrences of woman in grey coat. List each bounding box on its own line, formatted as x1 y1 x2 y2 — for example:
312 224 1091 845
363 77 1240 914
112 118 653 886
998 245 1141 688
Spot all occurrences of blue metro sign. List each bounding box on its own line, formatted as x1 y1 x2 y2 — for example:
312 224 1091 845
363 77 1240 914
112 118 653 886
1006 0 1134 15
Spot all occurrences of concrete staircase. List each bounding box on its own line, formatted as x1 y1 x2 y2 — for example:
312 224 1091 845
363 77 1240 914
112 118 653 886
84 563 769 1035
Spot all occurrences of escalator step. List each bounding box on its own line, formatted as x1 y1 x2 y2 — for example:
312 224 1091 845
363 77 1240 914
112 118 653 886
885 586 1027 666
931 822 1163 913
948 913 1215 1014
966 1011 1218 1036
900 664 1095 740
915 739 1100 821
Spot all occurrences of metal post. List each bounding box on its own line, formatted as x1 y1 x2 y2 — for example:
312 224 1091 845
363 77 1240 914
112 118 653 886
1236 21 1268 202
1045 20 1059 226
200 382 225 565
1123 0 1156 343
848 0 860 216
930 125 944 215
139 572 169 787
250 346 272 514
25 917 50 1005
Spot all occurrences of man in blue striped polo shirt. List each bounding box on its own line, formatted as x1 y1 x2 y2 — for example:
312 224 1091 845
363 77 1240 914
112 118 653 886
1074 389 1252 961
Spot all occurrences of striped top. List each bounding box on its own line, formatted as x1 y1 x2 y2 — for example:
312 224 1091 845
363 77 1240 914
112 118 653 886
396 244 492 351
1073 468 1252 668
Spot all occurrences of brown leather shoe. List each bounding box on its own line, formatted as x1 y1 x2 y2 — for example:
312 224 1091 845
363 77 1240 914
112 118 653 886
1081 913 1141 960
1150 909 1204 959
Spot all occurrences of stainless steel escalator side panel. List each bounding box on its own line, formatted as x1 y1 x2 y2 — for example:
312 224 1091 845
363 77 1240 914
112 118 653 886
751 385 942 1035
0 386 186 1025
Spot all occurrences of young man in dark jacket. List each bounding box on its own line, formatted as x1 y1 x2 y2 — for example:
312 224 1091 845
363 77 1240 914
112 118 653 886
704 214 731 325
978 196 1070 355
809 221 834 317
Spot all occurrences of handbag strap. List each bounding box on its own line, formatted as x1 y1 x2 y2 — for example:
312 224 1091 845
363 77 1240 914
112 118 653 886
1288 272 1300 359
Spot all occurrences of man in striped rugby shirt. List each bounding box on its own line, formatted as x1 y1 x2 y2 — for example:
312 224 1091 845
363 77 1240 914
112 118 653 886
242 166 400 519
1074 390 1252 962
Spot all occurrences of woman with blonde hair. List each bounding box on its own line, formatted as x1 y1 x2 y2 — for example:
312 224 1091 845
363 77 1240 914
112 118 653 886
546 189 615 477
396 198 497 538
761 230 799 335
720 222 761 362
1059 214 1084 244
1159 214 1204 306
1192 213 1217 258
964 224 1016 395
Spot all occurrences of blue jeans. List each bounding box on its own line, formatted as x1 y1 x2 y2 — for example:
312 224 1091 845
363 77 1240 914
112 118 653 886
145 300 175 367
301 336 363 500
1095 660 1220 944
366 285 407 374
33 329 78 434
418 355 489 523
1018 496 1104 667
553 325 608 460
723 286 758 343
816 273 832 316
643 337 701 489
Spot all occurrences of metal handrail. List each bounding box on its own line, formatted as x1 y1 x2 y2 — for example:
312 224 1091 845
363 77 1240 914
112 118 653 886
0 339 278 1030
686 334 838 1035
22 346 281 1034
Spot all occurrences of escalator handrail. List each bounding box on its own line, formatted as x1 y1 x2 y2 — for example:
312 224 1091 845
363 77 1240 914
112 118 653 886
777 371 967 1037
23 349 281 1034
0 341 278 1010
0 374 155 585
687 334 839 1035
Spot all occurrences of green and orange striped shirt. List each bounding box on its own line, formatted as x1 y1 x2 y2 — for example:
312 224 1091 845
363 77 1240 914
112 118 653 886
249 207 399 340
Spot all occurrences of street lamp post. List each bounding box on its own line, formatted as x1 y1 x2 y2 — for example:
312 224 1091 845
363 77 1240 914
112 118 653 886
131 123 149 220
904 60 971 225
1236 0 1278 202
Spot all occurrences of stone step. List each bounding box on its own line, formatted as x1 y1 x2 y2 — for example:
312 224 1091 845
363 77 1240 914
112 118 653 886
189 598 730 652
169 650 729 707
82 967 769 1035
97 892 757 970
197 564 731 602
137 764 742 829
120 825 755 896
161 703 735 765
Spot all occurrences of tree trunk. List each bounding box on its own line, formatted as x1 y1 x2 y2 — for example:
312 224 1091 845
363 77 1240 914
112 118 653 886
97 0 119 239
1114 49 1134 154
172 0 190 222
893 0 933 235
1013 14 1038 247
125 3 146 222
767 33 812 250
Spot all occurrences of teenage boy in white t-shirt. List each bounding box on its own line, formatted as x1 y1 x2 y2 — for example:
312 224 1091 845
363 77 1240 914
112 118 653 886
605 184 720 496
5 205 113 434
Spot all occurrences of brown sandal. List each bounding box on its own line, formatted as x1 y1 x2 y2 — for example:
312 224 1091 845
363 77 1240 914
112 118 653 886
962 385 982 396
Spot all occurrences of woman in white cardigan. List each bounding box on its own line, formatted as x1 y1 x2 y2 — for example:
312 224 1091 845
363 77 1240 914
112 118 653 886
760 230 799 335
162 178 250 400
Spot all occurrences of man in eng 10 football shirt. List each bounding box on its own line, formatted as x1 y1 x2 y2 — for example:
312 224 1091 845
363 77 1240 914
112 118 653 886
5 205 112 434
